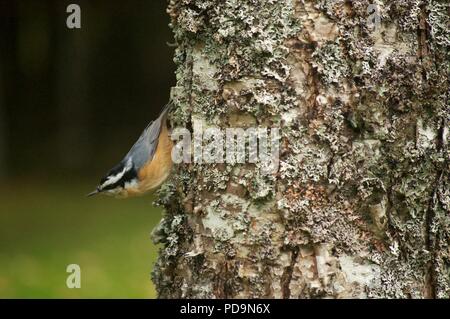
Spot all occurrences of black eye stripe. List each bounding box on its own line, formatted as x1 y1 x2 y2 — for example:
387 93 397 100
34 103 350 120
102 183 118 191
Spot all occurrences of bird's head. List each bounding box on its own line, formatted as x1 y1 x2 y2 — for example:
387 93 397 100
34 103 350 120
88 159 138 198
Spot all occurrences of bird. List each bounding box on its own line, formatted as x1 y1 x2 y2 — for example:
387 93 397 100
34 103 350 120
88 102 173 198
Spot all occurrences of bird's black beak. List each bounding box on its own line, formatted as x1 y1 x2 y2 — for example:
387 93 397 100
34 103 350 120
87 188 100 197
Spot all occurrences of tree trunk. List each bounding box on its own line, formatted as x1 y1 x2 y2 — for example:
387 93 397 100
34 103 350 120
152 0 449 298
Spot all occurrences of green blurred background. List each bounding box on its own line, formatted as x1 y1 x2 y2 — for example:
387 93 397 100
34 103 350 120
0 0 175 298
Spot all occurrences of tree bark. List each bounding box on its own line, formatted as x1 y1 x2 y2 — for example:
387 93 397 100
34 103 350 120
152 0 449 298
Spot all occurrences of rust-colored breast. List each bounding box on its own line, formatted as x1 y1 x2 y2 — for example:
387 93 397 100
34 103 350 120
125 124 173 197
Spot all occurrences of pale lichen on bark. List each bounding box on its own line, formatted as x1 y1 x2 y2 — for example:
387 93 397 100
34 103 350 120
152 0 449 299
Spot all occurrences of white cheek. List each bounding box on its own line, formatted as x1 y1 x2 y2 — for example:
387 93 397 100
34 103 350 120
124 179 139 190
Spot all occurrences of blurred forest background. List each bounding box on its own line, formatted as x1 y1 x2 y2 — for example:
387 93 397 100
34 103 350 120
0 0 175 298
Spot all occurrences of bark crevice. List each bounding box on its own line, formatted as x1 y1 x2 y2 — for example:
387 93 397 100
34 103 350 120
424 174 439 298
281 247 299 299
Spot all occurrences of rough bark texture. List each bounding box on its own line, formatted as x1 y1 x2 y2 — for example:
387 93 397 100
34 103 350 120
152 0 449 298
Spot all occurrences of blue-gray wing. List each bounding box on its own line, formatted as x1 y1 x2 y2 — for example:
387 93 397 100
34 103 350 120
124 103 171 170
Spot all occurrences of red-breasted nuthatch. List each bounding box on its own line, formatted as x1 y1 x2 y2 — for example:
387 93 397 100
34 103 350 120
88 102 173 198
